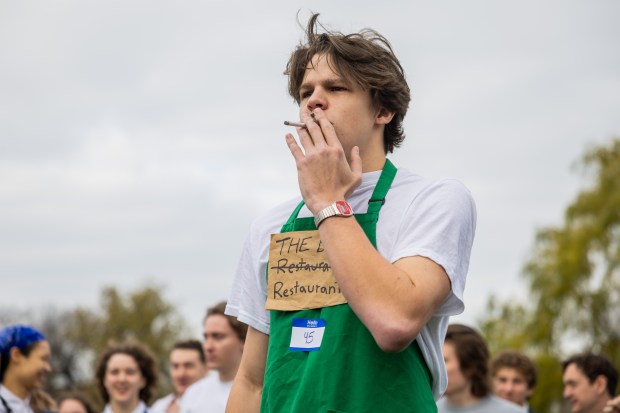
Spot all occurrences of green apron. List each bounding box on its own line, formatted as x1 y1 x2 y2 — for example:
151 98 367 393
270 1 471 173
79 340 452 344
262 160 437 413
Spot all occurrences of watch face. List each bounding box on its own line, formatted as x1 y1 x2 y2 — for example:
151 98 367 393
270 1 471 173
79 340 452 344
335 201 353 215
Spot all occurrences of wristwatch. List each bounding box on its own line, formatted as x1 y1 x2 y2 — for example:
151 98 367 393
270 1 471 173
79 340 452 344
314 201 354 228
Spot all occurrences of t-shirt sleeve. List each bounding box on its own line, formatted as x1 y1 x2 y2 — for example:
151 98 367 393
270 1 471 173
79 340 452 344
225 218 271 335
390 178 476 316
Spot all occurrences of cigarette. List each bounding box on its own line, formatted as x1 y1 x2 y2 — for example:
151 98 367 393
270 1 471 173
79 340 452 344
284 121 307 128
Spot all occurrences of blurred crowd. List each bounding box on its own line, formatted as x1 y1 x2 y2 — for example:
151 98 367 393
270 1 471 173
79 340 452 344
1 309 617 413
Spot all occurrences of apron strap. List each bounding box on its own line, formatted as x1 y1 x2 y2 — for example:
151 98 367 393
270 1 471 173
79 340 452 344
367 158 397 214
283 158 397 225
0 394 12 413
284 200 306 226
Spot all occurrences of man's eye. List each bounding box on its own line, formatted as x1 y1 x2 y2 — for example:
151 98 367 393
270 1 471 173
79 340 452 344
331 86 346 92
300 91 312 99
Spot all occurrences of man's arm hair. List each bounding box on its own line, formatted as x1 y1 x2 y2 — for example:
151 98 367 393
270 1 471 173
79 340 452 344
225 327 268 413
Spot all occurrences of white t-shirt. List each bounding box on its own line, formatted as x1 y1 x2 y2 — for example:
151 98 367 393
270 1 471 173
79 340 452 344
178 373 233 413
226 167 477 399
0 385 33 413
149 394 175 413
102 401 148 413
437 395 523 413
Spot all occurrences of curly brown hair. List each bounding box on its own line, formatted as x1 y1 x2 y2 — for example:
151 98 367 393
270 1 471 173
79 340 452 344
58 392 96 413
95 342 158 404
491 350 538 390
286 13 411 154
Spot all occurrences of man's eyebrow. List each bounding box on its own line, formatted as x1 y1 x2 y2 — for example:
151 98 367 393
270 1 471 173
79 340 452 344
299 77 351 93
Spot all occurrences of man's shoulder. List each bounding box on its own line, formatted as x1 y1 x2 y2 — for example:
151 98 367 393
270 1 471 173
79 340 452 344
387 169 475 222
181 373 232 404
482 396 523 412
437 396 523 413
392 168 472 199
182 375 211 399
150 394 174 412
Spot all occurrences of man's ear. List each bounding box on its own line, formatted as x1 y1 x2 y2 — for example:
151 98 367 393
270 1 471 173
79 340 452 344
375 107 395 126
593 375 608 395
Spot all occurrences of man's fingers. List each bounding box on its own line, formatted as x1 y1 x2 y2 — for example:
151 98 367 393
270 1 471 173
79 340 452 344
349 146 363 175
311 108 339 147
286 134 305 163
296 124 315 152
302 113 328 149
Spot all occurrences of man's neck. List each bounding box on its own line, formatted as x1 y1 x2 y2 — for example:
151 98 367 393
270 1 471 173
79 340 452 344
2 375 28 399
445 388 482 407
216 366 238 383
584 395 611 413
358 141 387 173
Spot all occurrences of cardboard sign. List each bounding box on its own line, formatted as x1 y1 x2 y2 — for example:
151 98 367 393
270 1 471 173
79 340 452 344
265 230 347 311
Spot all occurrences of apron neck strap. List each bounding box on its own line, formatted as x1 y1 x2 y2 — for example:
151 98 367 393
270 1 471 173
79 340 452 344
284 158 397 225
367 158 397 214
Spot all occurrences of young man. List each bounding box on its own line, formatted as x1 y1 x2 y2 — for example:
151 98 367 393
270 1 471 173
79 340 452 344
562 353 618 413
180 302 246 413
226 13 476 412
150 340 207 413
437 324 521 413
491 350 538 413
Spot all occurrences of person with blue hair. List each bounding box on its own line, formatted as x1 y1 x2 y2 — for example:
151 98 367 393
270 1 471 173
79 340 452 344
0 324 54 413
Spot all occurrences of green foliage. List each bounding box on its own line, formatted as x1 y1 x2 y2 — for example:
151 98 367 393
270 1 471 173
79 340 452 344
529 353 564 413
478 297 533 355
69 285 189 365
481 138 620 412
68 284 190 399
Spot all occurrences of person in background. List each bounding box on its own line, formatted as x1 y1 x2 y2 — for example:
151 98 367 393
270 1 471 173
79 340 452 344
58 393 95 413
150 340 207 413
437 324 522 413
491 350 538 413
95 342 158 413
180 302 246 413
562 353 618 413
0 324 55 413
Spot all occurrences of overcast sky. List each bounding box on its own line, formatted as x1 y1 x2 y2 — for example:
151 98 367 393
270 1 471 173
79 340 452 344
1 1 619 338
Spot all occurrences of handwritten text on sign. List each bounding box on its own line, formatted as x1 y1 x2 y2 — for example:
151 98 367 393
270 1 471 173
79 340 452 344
265 230 347 311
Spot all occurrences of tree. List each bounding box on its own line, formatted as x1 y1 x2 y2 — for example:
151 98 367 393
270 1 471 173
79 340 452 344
522 138 620 358
69 284 189 365
480 138 620 413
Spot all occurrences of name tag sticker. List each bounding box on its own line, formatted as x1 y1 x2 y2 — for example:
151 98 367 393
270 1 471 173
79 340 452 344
289 318 326 352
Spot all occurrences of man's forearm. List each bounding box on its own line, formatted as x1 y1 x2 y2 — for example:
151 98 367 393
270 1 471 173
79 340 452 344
318 216 451 352
226 378 262 413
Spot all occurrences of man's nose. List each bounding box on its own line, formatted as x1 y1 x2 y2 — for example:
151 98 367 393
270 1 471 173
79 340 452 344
307 89 326 112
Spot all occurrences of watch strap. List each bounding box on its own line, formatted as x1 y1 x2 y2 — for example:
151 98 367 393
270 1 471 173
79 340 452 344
314 201 353 227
